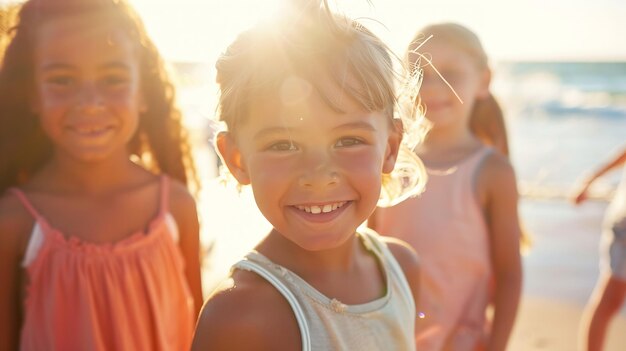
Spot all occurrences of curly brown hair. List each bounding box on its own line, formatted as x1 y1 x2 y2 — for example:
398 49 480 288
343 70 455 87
0 0 198 194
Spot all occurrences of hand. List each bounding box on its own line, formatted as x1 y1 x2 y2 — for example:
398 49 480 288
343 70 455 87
570 182 591 205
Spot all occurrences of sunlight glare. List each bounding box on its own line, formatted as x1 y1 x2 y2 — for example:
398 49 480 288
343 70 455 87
130 0 283 62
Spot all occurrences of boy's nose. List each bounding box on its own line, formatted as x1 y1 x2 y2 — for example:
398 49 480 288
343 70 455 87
298 151 340 188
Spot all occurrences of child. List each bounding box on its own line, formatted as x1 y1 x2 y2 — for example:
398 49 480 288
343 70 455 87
370 23 522 351
572 145 626 351
191 3 424 350
0 0 203 349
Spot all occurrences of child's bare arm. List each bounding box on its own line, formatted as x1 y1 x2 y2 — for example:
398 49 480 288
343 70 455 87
0 196 31 351
481 154 522 351
169 181 204 317
572 146 626 204
191 271 301 351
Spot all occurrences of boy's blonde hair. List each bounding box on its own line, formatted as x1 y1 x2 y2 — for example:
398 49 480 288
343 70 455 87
215 2 427 206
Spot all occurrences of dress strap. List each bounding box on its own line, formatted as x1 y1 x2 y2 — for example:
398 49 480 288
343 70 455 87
159 175 170 216
9 188 43 220
233 259 312 351
8 189 48 268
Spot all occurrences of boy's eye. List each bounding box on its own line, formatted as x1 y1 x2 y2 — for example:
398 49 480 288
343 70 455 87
269 141 298 151
335 137 363 147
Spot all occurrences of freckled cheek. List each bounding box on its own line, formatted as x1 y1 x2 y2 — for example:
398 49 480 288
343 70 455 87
247 156 298 187
336 151 383 183
338 149 383 170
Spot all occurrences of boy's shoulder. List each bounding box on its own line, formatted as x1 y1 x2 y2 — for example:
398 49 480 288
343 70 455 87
365 229 420 306
362 228 420 269
192 268 301 350
377 234 420 280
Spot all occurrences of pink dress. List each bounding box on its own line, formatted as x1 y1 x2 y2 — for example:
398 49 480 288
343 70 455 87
11 176 195 351
374 147 494 351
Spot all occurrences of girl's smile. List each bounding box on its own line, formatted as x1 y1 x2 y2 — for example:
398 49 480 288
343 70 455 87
33 16 145 163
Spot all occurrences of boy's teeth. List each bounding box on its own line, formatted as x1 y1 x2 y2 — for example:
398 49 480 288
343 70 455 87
296 202 346 215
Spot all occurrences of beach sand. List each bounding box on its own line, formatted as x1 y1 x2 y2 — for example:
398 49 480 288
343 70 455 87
198 171 626 350
507 199 626 350
510 296 626 351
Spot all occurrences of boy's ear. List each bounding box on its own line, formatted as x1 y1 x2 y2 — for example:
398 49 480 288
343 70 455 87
477 69 492 99
382 119 403 174
216 131 251 185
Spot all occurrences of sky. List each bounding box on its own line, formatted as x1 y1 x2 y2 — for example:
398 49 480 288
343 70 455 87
1 0 623 62
126 0 626 63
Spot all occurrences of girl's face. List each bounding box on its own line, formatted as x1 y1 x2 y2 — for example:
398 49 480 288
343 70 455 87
32 16 146 163
414 41 489 129
218 77 401 251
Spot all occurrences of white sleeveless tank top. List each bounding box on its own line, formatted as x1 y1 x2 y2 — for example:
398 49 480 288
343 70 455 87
233 228 416 351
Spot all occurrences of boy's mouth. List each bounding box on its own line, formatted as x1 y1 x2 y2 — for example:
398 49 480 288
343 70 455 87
294 201 347 214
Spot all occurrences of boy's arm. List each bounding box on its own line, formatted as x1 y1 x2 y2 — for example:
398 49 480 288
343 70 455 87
191 271 301 350
572 147 626 204
481 154 522 351
169 181 203 317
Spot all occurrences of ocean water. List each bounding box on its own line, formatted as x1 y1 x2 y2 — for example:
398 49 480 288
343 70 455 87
492 61 626 200
173 61 626 298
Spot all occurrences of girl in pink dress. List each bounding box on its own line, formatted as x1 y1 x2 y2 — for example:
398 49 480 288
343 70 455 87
0 0 203 349
370 23 523 351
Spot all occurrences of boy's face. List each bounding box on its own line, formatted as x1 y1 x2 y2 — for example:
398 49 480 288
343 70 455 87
32 16 146 163
218 76 401 251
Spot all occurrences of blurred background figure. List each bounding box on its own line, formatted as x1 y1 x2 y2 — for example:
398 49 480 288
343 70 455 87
370 23 522 351
572 145 626 351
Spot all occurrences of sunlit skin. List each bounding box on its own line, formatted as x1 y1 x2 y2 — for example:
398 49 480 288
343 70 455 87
219 76 402 259
235 90 395 254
